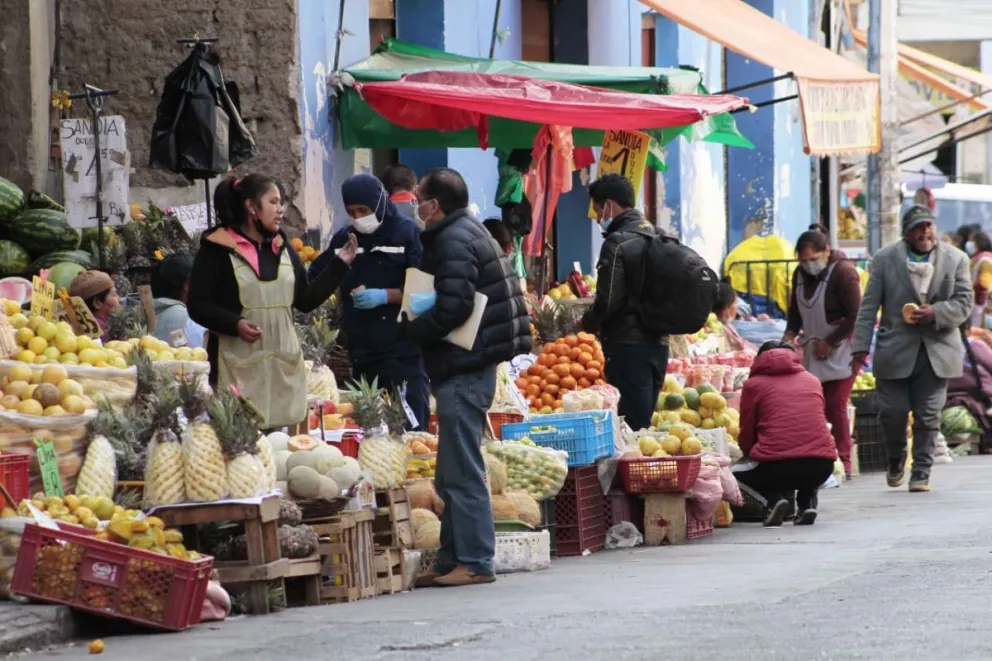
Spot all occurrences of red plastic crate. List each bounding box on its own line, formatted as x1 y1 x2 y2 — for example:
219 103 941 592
334 432 361 458
619 456 701 494
488 412 524 440
12 523 213 631
0 454 29 509
604 489 644 534
554 466 605 556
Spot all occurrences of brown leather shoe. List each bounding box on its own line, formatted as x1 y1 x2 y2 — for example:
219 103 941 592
432 565 496 587
415 571 442 588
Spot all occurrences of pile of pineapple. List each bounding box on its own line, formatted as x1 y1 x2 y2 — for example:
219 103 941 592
349 377 411 490
74 348 275 508
1 303 207 368
0 363 94 416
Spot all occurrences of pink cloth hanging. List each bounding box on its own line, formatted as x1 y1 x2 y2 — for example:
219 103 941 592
523 125 574 257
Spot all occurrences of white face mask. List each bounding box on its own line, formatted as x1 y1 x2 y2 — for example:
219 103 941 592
351 213 381 234
413 205 425 231
802 258 827 276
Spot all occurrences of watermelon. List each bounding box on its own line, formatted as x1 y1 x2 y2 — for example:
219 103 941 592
47 262 87 292
5 209 80 255
25 189 65 212
29 250 93 273
940 406 981 437
0 240 31 276
0 177 25 223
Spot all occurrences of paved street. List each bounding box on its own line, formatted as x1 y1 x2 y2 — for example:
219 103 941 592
28 456 992 661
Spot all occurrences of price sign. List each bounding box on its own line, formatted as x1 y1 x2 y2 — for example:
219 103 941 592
56 292 102 339
35 439 64 497
399 384 419 429
169 328 189 349
588 129 651 218
137 285 157 333
30 274 55 320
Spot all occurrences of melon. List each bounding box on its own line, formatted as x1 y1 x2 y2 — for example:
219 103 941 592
491 494 518 521
414 519 441 549
47 262 86 292
287 465 321 500
288 434 317 452
325 456 361 491
0 241 31 276
407 479 437 511
696 384 717 396
663 393 685 411
682 388 700 410
410 507 439 532
504 491 541 526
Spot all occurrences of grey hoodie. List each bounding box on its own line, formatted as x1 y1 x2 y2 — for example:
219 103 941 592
153 297 206 348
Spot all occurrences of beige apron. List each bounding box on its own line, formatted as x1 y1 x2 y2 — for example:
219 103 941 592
796 262 853 383
215 251 307 428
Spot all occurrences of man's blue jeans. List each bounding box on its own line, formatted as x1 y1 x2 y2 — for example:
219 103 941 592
433 365 497 576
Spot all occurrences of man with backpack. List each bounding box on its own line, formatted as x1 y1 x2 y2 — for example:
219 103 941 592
581 173 718 431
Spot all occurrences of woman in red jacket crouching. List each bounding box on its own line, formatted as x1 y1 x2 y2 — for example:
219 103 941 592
735 341 838 527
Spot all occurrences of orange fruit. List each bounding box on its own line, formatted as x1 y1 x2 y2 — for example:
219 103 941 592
570 363 586 379
544 384 560 396
525 384 540 397
564 335 579 347
290 237 304 251
594 352 605 364
555 342 571 356
527 375 542 386
577 331 595 343
578 377 592 389
569 347 582 361
539 406 553 414
585 368 601 381
527 364 545 378
578 343 595 355
553 399 563 410
555 355 568 365
586 360 602 372
540 392 555 406
578 352 593 366
561 376 577 390
514 378 528 391
595 379 606 386
539 353 556 367
552 364 570 377
544 372 561 386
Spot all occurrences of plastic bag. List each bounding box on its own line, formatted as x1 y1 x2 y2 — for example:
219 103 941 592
605 521 643 549
562 390 605 412
143 428 187 507
0 409 94 496
484 441 568 501
688 459 724 523
492 362 529 415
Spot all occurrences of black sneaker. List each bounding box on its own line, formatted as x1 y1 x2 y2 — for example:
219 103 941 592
763 499 790 527
908 472 930 492
886 461 907 488
794 509 818 526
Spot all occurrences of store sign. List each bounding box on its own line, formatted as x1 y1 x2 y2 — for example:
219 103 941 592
588 129 651 218
60 115 130 229
173 203 210 238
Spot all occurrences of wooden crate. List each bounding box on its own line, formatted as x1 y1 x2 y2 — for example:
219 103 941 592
374 547 407 595
283 555 322 607
152 494 285 615
373 487 412 549
311 509 376 603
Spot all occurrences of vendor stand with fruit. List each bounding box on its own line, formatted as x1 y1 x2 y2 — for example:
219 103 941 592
188 174 358 429
308 173 429 430
782 228 862 477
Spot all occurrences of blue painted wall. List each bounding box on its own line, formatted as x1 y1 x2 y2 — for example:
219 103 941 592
298 0 370 241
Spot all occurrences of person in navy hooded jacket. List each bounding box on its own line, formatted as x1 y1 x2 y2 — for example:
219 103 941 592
310 173 429 430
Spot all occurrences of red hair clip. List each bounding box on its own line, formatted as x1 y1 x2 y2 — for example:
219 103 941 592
234 178 243 189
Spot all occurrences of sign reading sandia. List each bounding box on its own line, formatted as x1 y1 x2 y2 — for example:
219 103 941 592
588 129 651 219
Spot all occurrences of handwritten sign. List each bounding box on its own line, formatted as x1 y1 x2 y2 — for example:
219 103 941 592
137 285 156 333
30 275 55 320
60 115 130 229
173 203 209 239
399 384 419 429
0 315 16 359
57 292 102 338
35 439 64 497
588 129 651 218
169 328 188 349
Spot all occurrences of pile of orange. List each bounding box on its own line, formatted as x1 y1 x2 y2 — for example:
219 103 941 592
290 237 321 264
514 332 607 414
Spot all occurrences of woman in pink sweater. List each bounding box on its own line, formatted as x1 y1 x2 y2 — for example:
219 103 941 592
735 341 838 527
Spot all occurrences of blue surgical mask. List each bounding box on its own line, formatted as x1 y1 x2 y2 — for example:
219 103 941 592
966 240 977 256
599 203 615 232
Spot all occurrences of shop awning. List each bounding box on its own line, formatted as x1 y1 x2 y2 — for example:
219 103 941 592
337 39 752 151
353 71 749 149
640 0 881 156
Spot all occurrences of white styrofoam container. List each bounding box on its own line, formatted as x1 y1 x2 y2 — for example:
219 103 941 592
494 530 551 574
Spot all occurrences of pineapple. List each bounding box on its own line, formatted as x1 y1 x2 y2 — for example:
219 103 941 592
143 377 186 507
178 377 227 502
256 433 276 492
107 305 147 343
350 378 404 489
210 387 265 498
110 402 149 482
77 407 119 499
383 388 411 439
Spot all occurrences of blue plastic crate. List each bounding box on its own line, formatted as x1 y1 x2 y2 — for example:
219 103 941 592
501 411 614 467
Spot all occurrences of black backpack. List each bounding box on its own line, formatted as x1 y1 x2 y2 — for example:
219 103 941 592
632 229 719 335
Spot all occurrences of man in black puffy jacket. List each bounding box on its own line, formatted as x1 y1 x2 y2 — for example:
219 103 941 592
581 173 667 431
406 168 532 587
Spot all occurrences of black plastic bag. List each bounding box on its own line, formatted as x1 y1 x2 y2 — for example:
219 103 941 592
149 46 257 179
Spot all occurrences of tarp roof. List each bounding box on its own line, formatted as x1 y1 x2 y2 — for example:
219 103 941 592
641 0 881 156
354 71 749 149
337 39 752 151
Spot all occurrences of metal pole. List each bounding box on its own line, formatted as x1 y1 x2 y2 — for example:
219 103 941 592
489 0 503 59
69 85 117 270
866 0 899 253
204 179 212 228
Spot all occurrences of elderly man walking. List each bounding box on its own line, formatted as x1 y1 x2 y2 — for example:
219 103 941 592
852 205 972 492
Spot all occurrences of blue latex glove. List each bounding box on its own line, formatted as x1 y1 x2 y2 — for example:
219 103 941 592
353 288 388 309
410 291 437 316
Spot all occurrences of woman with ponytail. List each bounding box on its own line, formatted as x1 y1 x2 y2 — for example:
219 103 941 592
188 174 357 428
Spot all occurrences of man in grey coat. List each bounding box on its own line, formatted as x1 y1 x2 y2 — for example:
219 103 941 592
852 205 972 492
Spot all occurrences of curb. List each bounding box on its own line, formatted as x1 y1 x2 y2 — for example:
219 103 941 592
0 604 76 656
